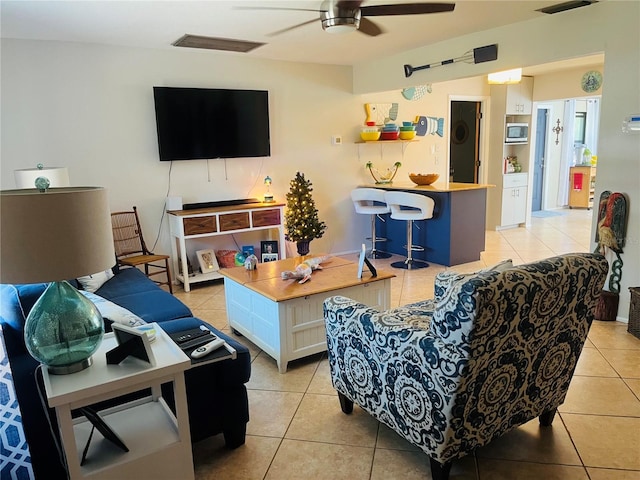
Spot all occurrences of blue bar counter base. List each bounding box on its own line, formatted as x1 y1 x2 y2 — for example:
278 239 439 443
370 183 490 266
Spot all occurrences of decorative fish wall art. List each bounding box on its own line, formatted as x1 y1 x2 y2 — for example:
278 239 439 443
414 115 444 137
364 103 399 125
401 85 432 101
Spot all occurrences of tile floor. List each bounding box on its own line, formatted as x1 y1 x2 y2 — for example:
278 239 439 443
174 208 640 480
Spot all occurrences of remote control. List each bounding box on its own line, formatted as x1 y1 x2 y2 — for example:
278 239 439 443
175 325 209 343
190 338 225 359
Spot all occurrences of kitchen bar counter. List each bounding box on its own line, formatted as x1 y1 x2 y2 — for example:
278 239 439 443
359 182 493 266
365 181 494 193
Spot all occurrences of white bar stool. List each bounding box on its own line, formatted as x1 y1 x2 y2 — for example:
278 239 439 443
351 188 391 259
384 191 435 269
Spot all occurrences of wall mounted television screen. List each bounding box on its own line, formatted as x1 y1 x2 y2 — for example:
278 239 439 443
153 86 270 161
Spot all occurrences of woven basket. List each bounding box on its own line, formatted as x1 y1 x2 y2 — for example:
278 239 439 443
628 287 640 339
215 249 238 269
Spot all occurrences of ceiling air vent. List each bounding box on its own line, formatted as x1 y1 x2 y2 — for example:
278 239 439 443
537 0 597 14
172 34 265 53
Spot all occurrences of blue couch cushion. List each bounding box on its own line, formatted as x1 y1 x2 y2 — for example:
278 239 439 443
0 283 48 357
102 290 192 324
95 267 162 298
95 268 192 323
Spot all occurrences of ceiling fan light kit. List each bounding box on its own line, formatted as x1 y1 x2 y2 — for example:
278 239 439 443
321 6 361 34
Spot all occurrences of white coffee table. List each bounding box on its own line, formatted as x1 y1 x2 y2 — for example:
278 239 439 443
220 256 394 373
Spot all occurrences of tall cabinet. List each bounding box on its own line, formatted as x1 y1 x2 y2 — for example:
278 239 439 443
487 77 534 230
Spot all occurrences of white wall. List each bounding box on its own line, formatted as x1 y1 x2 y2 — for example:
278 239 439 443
2 1 638 319
352 1 639 318
0 40 367 259
355 76 489 183
0 41 489 261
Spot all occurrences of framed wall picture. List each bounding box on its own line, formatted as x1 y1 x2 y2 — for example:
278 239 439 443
196 249 219 274
260 240 278 257
262 253 279 262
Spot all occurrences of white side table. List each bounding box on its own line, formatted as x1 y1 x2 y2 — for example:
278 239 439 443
42 324 194 480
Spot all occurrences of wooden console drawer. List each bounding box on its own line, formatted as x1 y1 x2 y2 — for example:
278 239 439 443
252 209 281 227
184 217 217 235
219 212 250 231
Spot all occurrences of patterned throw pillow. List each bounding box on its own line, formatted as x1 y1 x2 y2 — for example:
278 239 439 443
79 290 146 327
77 269 114 293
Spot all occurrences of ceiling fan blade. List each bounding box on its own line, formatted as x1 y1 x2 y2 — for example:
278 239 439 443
360 3 455 17
336 1 364 9
233 6 325 13
358 17 384 37
267 18 319 37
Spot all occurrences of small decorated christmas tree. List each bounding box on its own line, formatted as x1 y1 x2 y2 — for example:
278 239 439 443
284 172 326 255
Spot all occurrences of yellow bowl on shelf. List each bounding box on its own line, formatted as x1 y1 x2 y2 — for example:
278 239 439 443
399 130 416 140
360 131 381 141
409 173 439 185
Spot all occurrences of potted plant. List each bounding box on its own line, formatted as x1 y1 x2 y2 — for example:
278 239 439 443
284 172 327 256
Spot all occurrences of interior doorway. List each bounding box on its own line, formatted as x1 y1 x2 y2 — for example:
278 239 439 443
531 108 549 212
449 100 482 183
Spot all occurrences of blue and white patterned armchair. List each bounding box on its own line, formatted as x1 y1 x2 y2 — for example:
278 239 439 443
324 253 607 480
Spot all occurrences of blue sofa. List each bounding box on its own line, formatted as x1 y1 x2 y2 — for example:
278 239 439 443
1 267 251 480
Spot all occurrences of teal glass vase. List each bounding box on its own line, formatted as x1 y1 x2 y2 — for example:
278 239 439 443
24 280 104 374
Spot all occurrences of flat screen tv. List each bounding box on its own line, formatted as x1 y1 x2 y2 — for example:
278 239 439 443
153 86 270 161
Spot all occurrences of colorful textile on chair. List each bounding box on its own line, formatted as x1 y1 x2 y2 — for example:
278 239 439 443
324 253 608 470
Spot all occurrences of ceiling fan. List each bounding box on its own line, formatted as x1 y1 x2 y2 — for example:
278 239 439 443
236 1 456 37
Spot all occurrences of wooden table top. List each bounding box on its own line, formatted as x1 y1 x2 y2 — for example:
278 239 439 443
219 255 395 302
359 182 494 192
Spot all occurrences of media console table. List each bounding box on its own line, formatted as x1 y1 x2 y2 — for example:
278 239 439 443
168 202 286 292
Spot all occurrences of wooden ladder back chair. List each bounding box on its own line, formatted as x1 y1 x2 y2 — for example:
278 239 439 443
111 206 173 293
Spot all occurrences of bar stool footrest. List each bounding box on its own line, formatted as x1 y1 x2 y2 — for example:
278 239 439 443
391 259 429 270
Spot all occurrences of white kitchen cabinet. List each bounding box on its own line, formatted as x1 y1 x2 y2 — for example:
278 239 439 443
505 77 533 115
486 78 533 230
500 173 528 227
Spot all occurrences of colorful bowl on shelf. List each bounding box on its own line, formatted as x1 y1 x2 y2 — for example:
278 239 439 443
360 130 381 141
409 173 439 185
399 125 415 131
366 121 376 126
399 130 416 140
380 131 399 140
402 121 413 127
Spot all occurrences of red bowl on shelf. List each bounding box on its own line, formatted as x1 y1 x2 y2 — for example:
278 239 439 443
380 131 399 140
365 121 376 126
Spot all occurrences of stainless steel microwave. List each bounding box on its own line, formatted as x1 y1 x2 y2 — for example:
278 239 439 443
505 123 529 143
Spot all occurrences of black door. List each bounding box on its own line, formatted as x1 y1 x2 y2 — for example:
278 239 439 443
450 101 481 183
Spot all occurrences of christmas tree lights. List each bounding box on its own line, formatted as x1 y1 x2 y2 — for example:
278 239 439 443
284 172 326 255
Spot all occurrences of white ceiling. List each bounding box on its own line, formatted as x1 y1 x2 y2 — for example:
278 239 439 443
1 0 598 68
